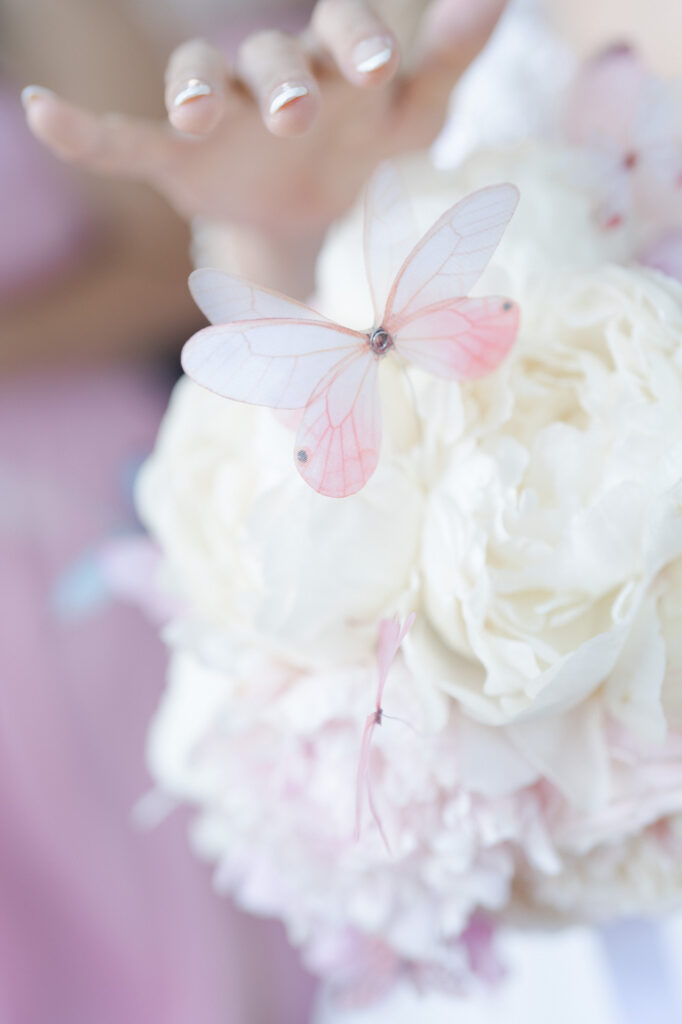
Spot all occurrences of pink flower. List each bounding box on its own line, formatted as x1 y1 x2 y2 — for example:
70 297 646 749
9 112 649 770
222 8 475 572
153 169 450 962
565 45 682 229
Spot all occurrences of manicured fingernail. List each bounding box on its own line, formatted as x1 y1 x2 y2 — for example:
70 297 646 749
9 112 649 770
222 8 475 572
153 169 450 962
21 85 54 109
173 78 212 107
352 37 393 74
268 82 309 115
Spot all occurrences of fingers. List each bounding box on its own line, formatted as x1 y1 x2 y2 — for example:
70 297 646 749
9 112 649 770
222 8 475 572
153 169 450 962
311 0 400 87
236 30 320 138
420 0 508 69
21 86 172 179
396 0 508 147
165 38 232 136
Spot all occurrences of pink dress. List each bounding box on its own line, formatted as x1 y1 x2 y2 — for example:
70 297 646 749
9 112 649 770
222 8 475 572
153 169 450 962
0 82 315 1023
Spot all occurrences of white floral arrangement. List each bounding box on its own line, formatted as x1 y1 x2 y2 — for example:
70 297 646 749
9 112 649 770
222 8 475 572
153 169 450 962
136 47 682 1010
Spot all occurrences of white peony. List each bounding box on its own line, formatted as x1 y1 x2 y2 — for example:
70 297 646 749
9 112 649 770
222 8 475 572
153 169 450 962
136 375 423 667
312 146 682 744
415 264 682 738
137 141 682 996
147 642 556 977
139 145 635 679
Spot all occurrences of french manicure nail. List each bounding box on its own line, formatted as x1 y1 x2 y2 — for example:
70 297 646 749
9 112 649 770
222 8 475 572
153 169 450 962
173 78 212 107
352 36 393 74
268 82 309 115
21 85 54 109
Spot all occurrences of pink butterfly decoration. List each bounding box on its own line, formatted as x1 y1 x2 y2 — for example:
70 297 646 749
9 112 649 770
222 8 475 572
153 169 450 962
181 165 520 497
565 45 682 229
355 612 416 852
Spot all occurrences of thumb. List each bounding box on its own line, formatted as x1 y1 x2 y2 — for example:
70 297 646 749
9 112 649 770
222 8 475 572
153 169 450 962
393 0 508 149
418 0 508 71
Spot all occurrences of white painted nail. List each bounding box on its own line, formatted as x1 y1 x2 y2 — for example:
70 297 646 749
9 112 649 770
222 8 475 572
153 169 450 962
21 85 55 109
352 37 393 74
269 83 309 115
173 78 212 107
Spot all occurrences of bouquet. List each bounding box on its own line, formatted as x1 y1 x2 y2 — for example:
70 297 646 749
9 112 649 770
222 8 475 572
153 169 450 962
135 44 682 1014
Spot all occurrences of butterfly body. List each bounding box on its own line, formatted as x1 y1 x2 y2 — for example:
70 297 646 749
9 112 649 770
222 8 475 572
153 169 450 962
182 167 520 497
368 327 394 356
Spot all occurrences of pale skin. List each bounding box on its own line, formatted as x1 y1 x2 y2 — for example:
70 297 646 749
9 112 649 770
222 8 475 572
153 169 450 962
2 0 194 371
24 0 512 239
12 0 676 372
8 0 508 370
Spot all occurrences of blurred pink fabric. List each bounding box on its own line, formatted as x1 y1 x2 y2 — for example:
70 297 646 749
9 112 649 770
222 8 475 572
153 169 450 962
0 80 315 1023
0 83 92 299
0 370 316 1023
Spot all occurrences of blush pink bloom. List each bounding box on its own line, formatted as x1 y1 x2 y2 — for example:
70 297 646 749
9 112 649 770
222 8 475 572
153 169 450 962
564 45 682 229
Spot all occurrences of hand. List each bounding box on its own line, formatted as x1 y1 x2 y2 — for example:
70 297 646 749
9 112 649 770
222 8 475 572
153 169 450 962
23 0 508 294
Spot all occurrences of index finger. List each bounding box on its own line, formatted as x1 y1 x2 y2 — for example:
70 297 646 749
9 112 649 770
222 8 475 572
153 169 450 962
22 86 175 180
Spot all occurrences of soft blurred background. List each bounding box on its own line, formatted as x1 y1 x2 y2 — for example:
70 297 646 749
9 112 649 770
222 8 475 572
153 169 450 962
2 1 682 1022
1 2 318 1022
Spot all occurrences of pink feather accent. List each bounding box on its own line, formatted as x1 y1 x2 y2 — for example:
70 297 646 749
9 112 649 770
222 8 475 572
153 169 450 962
354 613 416 851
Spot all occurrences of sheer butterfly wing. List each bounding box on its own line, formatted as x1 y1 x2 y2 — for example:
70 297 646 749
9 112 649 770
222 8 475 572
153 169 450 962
189 267 333 324
295 349 381 497
393 297 519 380
182 317 365 410
376 612 416 704
363 163 419 322
383 184 519 330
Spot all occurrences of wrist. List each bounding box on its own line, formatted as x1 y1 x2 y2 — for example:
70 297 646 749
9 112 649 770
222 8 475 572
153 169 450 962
190 218 326 300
